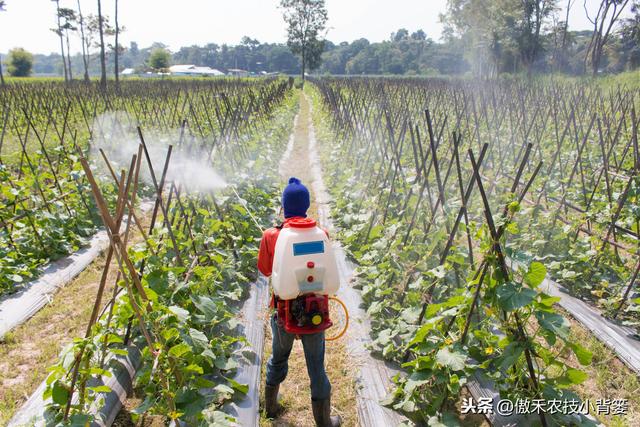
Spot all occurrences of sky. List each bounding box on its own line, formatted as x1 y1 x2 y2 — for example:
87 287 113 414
0 0 633 55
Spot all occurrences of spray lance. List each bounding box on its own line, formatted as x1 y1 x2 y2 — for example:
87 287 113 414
228 184 349 341
229 184 266 233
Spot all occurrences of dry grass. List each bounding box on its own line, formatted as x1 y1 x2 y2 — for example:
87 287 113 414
259 91 359 426
112 394 166 427
0 208 151 425
519 306 640 426
562 310 640 427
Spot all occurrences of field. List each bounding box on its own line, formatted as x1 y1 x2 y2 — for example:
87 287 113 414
0 74 639 427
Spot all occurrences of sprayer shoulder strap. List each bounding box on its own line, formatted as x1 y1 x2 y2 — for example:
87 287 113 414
274 222 284 230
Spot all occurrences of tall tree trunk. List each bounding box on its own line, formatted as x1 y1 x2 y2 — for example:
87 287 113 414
301 49 305 88
97 0 107 90
114 0 119 88
55 0 68 82
77 0 90 82
593 40 603 75
561 0 572 49
585 0 630 76
0 56 5 86
556 0 572 72
66 30 73 80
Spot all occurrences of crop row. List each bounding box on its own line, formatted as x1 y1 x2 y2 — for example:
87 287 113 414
308 77 638 425
38 86 298 425
0 78 291 297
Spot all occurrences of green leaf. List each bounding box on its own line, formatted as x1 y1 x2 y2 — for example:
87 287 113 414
435 347 466 371
535 311 570 340
537 293 560 307
106 334 124 345
68 414 91 427
403 372 430 393
569 343 593 366
205 410 237 426
169 305 190 323
409 320 436 346
192 295 218 321
162 327 179 342
193 376 216 388
525 261 546 287
496 281 536 311
87 385 112 393
369 225 384 240
176 388 206 417
215 356 239 371
168 342 192 358
499 342 524 370
226 377 249 394
188 328 209 351
52 381 69 405
184 364 204 375
201 348 217 362
145 269 169 294
213 383 235 400
566 368 588 384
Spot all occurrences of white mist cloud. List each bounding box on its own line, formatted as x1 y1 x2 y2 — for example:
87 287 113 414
90 111 227 193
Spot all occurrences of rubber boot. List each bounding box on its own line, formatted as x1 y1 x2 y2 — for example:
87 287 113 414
265 383 283 418
311 397 342 427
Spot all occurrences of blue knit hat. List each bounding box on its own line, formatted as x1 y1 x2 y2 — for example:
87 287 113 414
282 177 310 218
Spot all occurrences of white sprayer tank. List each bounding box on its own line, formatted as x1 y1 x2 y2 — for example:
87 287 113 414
271 217 339 300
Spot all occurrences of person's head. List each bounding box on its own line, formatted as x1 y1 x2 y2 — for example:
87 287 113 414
282 177 310 218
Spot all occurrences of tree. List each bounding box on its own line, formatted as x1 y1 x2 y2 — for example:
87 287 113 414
6 48 33 77
82 13 115 78
280 0 328 84
392 28 409 42
584 0 632 75
58 7 77 80
51 0 67 81
618 1 640 69
97 0 107 89
114 0 120 87
148 48 171 70
76 0 90 81
441 0 509 76
411 29 428 41
512 0 558 70
550 0 576 71
442 0 557 74
0 0 6 86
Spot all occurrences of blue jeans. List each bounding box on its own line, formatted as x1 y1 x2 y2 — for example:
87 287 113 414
265 313 332 400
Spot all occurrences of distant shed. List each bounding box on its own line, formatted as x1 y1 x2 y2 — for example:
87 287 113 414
227 68 251 77
169 64 225 77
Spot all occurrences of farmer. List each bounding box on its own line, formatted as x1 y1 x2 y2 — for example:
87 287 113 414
257 177 342 427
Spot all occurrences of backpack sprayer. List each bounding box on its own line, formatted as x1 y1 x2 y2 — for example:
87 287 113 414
230 185 348 340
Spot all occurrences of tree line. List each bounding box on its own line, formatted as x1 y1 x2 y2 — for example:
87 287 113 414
1 0 638 81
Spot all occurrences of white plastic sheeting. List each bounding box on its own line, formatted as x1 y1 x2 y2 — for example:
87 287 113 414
0 230 110 339
222 274 270 427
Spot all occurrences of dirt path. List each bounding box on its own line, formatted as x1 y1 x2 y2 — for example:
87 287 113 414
259 91 359 427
